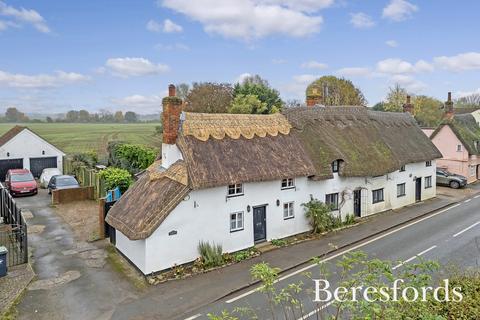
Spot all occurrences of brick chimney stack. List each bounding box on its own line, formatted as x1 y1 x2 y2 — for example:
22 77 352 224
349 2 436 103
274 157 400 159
402 95 414 115
306 87 322 107
162 84 183 144
444 91 454 120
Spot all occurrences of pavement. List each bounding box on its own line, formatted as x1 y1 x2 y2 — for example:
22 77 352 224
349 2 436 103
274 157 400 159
11 186 480 320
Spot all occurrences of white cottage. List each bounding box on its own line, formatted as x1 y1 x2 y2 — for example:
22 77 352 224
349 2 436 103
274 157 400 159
0 126 65 179
106 85 442 275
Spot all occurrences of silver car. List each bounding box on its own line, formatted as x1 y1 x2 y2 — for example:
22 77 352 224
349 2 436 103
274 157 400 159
436 169 467 189
39 168 62 188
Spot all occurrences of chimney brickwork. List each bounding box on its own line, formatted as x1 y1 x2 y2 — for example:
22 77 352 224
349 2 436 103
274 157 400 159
444 91 454 120
162 84 183 144
402 95 414 114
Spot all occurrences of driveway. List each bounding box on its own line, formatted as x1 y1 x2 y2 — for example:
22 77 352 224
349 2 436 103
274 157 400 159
15 190 138 320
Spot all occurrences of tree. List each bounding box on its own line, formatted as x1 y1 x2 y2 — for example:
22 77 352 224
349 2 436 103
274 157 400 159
372 102 386 111
413 95 444 127
66 110 80 122
5 107 28 122
229 94 268 114
114 111 124 123
384 84 408 112
233 75 283 114
185 82 233 113
306 76 367 106
124 111 138 123
78 109 90 122
46 116 53 123
455 93 480 108
176 83 190 100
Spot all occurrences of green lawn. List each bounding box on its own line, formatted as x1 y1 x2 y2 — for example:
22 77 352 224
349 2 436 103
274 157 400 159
0 123 162 157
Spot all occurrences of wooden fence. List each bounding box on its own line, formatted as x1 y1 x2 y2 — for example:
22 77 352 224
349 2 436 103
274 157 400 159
63 158 106 199
52 186 95 205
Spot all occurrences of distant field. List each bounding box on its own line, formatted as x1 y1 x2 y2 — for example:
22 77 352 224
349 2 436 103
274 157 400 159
0 123 162 157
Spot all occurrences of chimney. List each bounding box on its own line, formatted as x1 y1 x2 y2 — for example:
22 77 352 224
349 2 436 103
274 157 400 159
402 95 414 115
162 84 183 144
306 87 322 107
444 91 454 120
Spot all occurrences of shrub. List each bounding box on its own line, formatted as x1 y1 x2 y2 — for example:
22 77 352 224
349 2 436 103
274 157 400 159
71 151 98 168
98 167 132 192
108 142 158 174
344 214 356 226
198 241 223 268
270 239 288 247
302 198 342 234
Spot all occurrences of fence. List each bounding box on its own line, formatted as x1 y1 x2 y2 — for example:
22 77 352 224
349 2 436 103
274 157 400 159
52 186 95 205
0 185 28 267
98 198 116 244
63 158 106 199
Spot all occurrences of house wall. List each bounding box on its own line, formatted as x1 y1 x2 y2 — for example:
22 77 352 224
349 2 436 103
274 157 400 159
431 125 478 183
422 128 435 137
115 231 146 272
116 160 437 274
0 129 64 172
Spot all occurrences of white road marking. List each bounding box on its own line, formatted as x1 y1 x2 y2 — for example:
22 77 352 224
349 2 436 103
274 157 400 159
225 203 461 304
475 195 480 199
297 301 334 320
453 221 480 238
464 199 472 203
392 245 437 270
184 314 202 320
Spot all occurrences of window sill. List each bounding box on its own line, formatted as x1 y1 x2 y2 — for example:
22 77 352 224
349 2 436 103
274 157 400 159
425 186 432 189
283 216 295 220
281 186 295 190
397 194 406 198
230 228 244 233
372 200 384 204
227 193 244 199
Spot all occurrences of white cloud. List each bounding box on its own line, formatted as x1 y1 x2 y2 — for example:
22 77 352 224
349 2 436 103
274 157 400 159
0 70 89 88
382 0 418 22
154 43 190 51
235 72 252 83
414 59 434 72
0 1 50 33
336 67 371 77
376 58 433 74
282 74 318 98
350 12 375 29
434 52 480 72
146 19 162 32
301 60 328 69
105 57 169 78
111 94 163 113
163 19 183 33
390 74 426 92
160 0 326 40
385 40 398 47
456 88 480 98
272 58 287 64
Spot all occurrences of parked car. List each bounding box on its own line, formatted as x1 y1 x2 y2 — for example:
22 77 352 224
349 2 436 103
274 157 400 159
5 169 38 197
436 169 467 189
39 168 62 188
47 175 80 194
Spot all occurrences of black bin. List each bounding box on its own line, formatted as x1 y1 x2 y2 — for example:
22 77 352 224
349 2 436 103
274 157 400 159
0 246 7 277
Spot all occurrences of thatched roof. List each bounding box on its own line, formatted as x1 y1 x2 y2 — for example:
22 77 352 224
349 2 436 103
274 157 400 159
283 106 442 178
105 160 190 240
453 107 480 115
430 114 480 155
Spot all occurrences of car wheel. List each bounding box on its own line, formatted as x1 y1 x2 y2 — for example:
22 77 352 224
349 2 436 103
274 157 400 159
450 181 460 189
48 188 51 194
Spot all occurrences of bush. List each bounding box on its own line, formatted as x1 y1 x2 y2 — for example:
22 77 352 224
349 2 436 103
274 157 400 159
108 142 158 174
344 214 356 225
198 241 223 268
302 198 342 234
71 151 98 168
98 167 132 192
270 239 288 247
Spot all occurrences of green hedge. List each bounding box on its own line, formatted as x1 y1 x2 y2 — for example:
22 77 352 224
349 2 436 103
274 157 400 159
98 167 133 192
108 142 158 174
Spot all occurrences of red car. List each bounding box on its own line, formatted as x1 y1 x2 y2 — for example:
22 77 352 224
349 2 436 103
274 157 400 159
5 169 38 197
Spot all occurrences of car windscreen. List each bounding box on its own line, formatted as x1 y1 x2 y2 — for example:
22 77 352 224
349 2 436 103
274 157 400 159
56 177 78 186
11 173 34 182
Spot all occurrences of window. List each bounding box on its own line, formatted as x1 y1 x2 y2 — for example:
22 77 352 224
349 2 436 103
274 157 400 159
397 183 406 197
227 184 243 197
332 160 340 173
457 145 462 152
399 165 406 172
281 178 295 189
425 176 432 188
426 160 432 167
325 193 339 210
283 202 294 219
230 212 244 232
372 188 384 204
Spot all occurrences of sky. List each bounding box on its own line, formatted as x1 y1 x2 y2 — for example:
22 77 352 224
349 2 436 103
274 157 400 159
1 0 480 115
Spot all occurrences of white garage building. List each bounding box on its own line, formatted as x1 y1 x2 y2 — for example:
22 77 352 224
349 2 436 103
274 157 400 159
0 126 65 179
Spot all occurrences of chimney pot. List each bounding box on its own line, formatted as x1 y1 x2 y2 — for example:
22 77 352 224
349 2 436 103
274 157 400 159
406 95 411 104
168 84 176 97
448 92 452 102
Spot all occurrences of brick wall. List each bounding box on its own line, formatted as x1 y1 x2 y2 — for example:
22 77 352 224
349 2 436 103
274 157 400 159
52 186 95 205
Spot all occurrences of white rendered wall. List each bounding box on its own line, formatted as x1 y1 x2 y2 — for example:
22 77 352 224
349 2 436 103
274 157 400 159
120 160 437 274
115 231 147 273
161 143 183 169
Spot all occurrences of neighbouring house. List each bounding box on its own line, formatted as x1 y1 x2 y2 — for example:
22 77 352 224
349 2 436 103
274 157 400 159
105 85 442 275
428 93 480 183
453 107 480 126
0 126 65 179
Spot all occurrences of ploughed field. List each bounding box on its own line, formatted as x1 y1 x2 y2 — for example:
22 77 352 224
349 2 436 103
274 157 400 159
0 123 162 156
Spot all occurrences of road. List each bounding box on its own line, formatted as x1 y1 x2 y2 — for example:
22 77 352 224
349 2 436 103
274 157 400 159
184 194 480 320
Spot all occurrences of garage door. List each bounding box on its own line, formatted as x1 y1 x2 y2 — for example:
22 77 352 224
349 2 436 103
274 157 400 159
0 158 24 181
29 157 57 178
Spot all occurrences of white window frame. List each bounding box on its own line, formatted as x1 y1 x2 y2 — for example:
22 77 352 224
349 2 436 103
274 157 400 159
372 188 384 204
425 176 432 189
281 178 295 189
399 165 406 172
426 160 432 167
227 183 244 197
457 144 462 152
332 160 339 173
283 202 294 220
397 183 406 197
230 211 244 232
325 193 339 210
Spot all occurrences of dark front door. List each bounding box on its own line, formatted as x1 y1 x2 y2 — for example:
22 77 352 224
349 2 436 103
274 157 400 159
415 178 422 202
253 206 266 242
0 158 23 181
353 189 361 217
29 157 57 178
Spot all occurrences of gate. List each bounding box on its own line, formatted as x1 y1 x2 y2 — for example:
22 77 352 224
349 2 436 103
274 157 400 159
0 185 28 267
104 200 116 245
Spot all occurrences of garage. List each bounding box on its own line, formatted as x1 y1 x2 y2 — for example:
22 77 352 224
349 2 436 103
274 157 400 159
0 158 24 181
30 157 58 178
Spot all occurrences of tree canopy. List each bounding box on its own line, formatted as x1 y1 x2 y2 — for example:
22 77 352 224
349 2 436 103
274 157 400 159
306 76 367 106
384 84 408 112
455 93 480 108
233 75 282 114
228 94 268 114
184 82 233 113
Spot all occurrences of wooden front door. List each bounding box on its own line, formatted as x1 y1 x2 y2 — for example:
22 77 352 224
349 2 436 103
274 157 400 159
353 189 361 217
415 178 422 202
253 206 266 242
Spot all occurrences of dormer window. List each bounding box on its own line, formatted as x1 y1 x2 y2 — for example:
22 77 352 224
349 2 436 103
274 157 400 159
281 178 295 189
332 160 340 173
227 183 243 197
426 161 432 167
399 165 406 172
